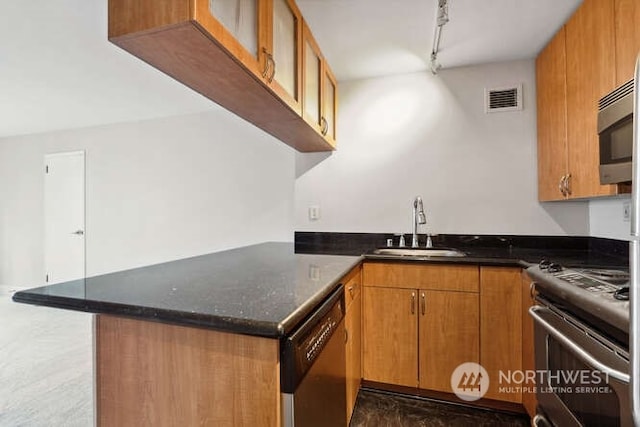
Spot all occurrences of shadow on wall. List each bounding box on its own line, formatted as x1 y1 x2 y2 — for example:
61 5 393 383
540 201 590 235
295 151 332 178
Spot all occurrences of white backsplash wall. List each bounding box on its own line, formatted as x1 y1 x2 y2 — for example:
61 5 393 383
295 60 589 235
0 110 294 287
589 197 632 241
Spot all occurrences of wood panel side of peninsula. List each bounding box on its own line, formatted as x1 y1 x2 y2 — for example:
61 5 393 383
95 314 281 426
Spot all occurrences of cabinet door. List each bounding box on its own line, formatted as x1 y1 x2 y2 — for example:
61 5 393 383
362 287 418 387
418 290 479 393
536 27 569 201
480 267 522 403
195 0 266 79
265 0 302 114
521 271 537 418
615 0 640 86
301 21 323 134
565 0 617 198
345 290 361 424
322 63 338 147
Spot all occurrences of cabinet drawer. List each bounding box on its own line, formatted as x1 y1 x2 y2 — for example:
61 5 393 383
343 266 362 310
363 262 479 292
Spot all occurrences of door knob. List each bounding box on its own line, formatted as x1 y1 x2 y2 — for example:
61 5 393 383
71 230 84 236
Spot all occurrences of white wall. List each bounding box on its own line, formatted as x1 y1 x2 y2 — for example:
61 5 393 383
589 197 631 241
295 60 589 236
0 110 294 287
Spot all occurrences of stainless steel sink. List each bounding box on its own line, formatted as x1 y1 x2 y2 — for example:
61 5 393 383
371 248 467 257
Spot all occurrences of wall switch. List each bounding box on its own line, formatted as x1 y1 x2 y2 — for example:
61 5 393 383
309 205 320 221
623 201 631 222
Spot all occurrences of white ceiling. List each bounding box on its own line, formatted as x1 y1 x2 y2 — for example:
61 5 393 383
297 0 583 80
0 0 582 139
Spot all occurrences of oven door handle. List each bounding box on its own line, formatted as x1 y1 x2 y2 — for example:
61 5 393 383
529 306 630 383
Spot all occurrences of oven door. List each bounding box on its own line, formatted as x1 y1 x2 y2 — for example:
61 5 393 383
530 305 631 427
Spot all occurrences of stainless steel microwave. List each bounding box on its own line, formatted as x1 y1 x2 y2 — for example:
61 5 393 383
598 79 634 184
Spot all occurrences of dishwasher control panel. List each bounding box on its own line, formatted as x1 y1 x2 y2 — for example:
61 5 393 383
280 286 345 394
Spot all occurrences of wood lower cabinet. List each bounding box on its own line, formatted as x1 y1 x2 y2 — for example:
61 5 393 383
521 270 537 418
419 290 479 392
362 286 419 387
362 263 479 394
344 266 362 424
479 267 523 403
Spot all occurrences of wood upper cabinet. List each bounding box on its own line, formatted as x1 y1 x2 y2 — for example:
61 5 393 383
108 0 335 152
615 0 640 85
301 20 338 148
362 263 479 394
521 270 537 419
536 27 569 201
264 0 302 114
302 21 323 135
536 0 631 200
197 0 265 79
565 0 617 199
479 267 522 403
322 63 338 147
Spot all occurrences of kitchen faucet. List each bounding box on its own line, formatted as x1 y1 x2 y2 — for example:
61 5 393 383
412 196 427 248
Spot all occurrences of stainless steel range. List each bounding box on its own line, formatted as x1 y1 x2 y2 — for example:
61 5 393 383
527 262 631 427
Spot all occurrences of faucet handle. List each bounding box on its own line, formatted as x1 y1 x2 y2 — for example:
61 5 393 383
395 233 406 247
426 234 433 248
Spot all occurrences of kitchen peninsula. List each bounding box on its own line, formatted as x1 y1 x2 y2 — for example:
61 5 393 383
13 243 361 426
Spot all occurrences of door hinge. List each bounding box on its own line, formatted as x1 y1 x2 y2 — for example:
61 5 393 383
45 165 49 174
45 274 49 282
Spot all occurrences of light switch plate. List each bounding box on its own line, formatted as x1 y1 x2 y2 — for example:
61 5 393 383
309 205 320 221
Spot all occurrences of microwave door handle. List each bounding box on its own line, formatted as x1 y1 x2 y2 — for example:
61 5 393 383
529 306 630 383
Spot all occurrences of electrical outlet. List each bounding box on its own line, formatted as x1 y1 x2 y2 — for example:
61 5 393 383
623 201 631 222
309 205 320 221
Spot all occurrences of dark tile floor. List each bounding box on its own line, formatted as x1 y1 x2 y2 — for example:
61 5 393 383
350 389 530 427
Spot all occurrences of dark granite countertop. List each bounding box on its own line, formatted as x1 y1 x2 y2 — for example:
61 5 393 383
12 243 362 338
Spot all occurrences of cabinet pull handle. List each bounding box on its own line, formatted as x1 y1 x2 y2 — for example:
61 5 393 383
565 173 572 196
348 285 354 296
558 175 566 196
421 292 426 315
529 282 536 300
261 48 271 78
344 329 349 344
268 55 276 83
320 117 328 135
411 292 416 315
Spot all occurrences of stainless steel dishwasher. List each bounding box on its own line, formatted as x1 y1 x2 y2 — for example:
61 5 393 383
281 286 346 427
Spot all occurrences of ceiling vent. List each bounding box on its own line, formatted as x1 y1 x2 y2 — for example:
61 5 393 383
485 84 523 113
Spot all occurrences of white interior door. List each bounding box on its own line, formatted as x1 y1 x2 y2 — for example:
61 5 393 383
44 151 85 284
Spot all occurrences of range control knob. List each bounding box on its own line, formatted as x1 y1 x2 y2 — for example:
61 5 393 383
539 259 552 270
547 263 563 273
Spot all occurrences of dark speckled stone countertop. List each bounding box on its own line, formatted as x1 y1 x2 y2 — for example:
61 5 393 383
12 242 361 338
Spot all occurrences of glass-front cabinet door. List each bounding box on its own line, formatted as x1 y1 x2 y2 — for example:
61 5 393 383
301 21 322 134
265 0 302 114
322 63 337 146
194 0 267 80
